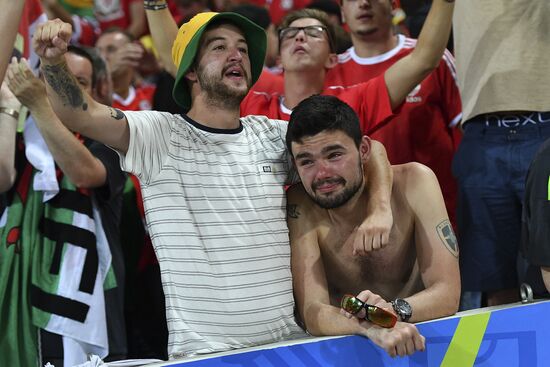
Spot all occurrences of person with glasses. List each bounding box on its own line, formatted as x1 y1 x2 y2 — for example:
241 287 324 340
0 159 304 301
140 0 454 133
240 0 455 136
241 8 397 139
279 24 331 43
286 94 460 358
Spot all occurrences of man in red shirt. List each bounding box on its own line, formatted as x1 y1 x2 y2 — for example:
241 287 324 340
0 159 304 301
325 0 462 227
95 28 156 112
241 0 455 141
94 0 147 38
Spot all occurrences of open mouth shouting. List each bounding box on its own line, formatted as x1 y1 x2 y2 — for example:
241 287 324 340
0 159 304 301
223 64 247 82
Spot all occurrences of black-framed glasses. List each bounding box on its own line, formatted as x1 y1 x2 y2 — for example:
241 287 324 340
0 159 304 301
279 25 328 41
341 294 397 328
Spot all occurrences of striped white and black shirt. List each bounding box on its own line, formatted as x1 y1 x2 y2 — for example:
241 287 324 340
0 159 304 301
118 111 307 358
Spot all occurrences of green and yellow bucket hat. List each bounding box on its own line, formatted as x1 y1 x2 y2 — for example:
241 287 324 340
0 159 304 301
171 12 267 110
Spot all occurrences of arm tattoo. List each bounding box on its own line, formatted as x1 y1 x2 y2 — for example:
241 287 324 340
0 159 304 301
109 107 125 120
287 204 300 219
41 63 86 110
436 220 458 258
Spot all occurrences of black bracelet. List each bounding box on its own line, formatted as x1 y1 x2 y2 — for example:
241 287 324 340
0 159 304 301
144 1 168 10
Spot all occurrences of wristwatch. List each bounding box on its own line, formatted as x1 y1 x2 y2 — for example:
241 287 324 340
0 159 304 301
391 298 412 322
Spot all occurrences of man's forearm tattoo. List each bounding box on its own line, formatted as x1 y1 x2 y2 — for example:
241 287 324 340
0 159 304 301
109 107 125 120
436 220 458 258
287 204 300 219
42 63 87 111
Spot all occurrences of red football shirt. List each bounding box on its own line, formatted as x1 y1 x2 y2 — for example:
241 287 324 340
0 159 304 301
241 74 394 135
251 68 285 95
325 35 462 226
72 16 100 46
112 85 156 111
94 0 140 32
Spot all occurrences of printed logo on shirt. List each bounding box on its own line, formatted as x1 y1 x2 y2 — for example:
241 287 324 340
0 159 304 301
259 163 285 175
406 84 422 103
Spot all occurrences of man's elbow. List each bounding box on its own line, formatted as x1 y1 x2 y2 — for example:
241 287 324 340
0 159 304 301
69 168 106 189
304 320 326 337
444 297 460 317
302 305 328 337
442 285 460 316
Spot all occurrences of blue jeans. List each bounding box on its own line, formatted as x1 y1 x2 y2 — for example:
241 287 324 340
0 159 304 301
453 115 550 292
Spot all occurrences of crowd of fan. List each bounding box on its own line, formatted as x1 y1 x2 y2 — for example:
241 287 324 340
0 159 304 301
1 0 549 366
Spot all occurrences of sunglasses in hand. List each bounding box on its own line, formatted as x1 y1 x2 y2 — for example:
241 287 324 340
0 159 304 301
341 294 397 328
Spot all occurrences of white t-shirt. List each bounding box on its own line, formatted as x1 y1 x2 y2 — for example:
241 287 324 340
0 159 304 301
118 111 307 358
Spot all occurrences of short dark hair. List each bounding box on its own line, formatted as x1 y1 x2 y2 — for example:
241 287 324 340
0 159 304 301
229 4 271 30
278 8 336 53
286 95 362 155
67 45 107 90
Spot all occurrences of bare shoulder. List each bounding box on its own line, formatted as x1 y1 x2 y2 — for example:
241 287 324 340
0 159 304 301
392 162 438 189
392 162 441 204
286 183 325 224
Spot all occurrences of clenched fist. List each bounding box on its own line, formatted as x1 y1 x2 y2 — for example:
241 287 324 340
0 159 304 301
32 19 72 65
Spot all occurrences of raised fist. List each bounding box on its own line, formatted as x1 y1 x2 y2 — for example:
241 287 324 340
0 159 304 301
32 19 72 64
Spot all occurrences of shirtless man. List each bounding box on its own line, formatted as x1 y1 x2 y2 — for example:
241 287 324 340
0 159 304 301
286 94 460 357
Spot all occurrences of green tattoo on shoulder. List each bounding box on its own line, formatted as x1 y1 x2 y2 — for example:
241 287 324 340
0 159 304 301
287 204 300 219
436 219 458 258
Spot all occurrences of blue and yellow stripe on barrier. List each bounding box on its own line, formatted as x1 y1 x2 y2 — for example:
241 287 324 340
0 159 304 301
147 301 550 366
441 312 491 367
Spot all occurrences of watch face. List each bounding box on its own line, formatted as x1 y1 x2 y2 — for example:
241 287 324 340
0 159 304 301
394 299 412 320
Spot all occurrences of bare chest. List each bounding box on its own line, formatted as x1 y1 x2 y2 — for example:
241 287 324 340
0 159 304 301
318 213 422 304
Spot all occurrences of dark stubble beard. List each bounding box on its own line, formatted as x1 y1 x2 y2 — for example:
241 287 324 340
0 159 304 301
309 160 364 209
197 63 250 110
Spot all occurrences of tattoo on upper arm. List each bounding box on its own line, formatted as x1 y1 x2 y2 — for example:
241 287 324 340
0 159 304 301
42 63 86 110
436 220 458 258
109 107 125 120
287 204 301 219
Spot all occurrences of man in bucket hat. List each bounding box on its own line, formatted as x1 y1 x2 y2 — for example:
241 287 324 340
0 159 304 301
31 11 398 359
